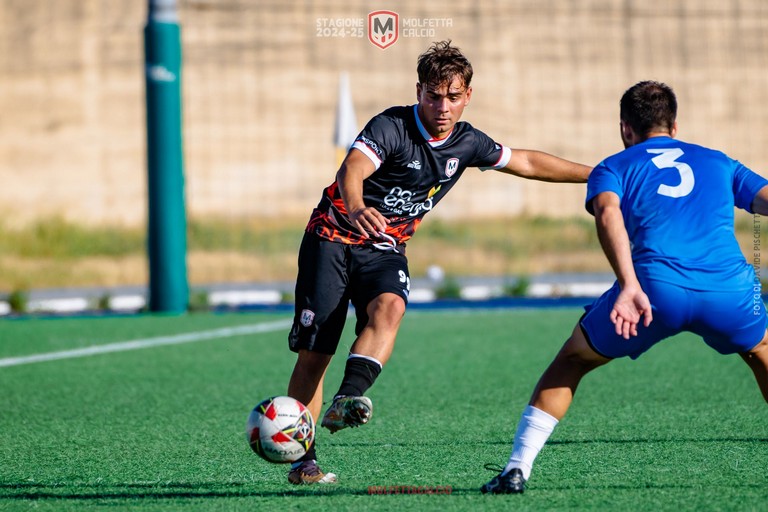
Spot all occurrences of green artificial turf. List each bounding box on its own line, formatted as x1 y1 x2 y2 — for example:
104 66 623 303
0 309 765 511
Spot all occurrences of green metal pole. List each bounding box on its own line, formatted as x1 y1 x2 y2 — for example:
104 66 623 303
144 0 188 313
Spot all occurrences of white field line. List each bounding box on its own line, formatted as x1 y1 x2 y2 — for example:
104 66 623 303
0 319 292 369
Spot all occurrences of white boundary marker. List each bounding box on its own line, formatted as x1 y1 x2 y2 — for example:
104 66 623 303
0 319 292 369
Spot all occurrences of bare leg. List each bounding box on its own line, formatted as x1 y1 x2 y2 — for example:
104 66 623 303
319 293 406 433
530 323 612 420
349 292 406 364
288 349 333 422
739 329 768 403
286 350 338 484
490 323 613 488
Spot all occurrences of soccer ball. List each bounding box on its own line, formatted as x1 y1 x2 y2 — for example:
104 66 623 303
246 396 315 463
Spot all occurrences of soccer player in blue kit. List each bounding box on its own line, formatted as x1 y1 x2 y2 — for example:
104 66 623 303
482 80 768 494
282 41 592 484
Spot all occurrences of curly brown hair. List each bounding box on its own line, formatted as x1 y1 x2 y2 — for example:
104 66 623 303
416 40 473 89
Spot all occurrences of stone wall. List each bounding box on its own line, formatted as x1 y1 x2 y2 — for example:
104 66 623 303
1 0 766 225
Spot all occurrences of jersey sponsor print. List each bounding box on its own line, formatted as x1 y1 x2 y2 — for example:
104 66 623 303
307 105 511 245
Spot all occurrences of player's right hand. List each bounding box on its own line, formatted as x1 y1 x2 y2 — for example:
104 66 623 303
348 207 389 239
610 285 653 340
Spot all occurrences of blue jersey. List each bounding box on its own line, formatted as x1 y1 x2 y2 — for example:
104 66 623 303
586 136 768 291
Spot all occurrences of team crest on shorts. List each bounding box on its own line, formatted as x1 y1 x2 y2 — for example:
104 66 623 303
300 309 315 327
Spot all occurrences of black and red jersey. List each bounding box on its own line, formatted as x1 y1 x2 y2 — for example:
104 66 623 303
307 104 511 246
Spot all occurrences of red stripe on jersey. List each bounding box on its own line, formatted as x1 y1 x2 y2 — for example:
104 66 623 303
306 182 422 246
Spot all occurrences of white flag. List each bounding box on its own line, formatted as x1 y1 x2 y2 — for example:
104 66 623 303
333 72 358 166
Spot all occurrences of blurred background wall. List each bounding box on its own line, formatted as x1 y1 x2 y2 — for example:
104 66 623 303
0 0 766 290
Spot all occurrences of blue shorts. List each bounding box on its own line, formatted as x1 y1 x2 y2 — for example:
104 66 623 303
580 279 767 359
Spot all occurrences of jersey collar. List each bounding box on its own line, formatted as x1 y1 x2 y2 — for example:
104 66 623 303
413 104 454 147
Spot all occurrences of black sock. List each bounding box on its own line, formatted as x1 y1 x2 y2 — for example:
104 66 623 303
335 355 382 397
294 443 317 465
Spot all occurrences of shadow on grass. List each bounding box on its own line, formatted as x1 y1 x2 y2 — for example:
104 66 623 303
2 438 766 501
2 479 766 501
0 481 364 501
0 481 487 501
546 436 768 445
327 436 768 447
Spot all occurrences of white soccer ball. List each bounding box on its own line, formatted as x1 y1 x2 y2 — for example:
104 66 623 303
246 396 315 463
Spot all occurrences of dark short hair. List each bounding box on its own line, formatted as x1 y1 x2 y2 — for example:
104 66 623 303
620 81 677 137
417 40 473 89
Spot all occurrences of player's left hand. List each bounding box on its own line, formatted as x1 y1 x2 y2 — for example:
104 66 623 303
610 285 653 340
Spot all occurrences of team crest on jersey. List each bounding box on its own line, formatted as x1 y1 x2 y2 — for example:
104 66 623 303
300 309 315 327
445 158 459 178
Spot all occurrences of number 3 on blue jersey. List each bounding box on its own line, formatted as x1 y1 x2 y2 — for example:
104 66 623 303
647 148 695 198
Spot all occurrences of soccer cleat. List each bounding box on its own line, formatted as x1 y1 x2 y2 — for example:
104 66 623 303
320 395 373 433
287 460 338 485
480 465 526 494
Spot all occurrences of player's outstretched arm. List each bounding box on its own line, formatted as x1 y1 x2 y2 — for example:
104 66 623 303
592 191 653 338
497 149 591 183
336 148 389 239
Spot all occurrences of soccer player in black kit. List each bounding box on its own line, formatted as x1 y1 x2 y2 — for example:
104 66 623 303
282 40 592 484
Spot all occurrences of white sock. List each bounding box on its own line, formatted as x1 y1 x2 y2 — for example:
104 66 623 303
504 405 559 480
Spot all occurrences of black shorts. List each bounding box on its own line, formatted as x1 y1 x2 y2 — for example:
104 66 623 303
288 232 410 355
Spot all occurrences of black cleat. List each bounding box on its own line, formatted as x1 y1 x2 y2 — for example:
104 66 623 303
320 396 373 433
287 460 338 485
480 465 526 494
